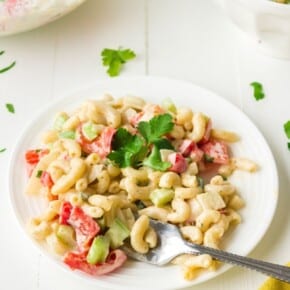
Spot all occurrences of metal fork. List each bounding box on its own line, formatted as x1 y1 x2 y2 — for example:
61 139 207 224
122 218 290 283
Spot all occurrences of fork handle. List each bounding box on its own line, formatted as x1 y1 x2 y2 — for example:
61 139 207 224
184 242 290 283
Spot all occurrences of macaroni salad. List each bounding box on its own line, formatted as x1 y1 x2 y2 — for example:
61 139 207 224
25 95 258 280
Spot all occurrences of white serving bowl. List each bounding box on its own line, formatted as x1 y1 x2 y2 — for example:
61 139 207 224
0 0 86 36
220 0 290 59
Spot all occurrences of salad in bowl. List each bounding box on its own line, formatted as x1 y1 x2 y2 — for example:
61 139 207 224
0 0 86 36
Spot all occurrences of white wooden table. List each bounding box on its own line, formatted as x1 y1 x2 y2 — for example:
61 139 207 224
0 1 289 289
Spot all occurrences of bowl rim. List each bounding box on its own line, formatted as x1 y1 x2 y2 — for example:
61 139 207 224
231 0 290 13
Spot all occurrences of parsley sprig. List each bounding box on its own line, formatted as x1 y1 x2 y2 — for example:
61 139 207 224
284 120 290 151
101 47 136 77
5 103 15 113
0 148 6 154
108 113 174 170
109 128 147 168
0 50 16 74
250 82 265 101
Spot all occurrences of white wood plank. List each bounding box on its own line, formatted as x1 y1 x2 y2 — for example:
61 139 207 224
0 16 59 290
49 0 146 99
148 0 241 106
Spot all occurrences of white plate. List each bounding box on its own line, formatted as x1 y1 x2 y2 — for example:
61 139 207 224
9 76 278 290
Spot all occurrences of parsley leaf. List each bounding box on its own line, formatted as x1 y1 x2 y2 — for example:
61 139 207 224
152 138 174 150
250 82 265 101
142 137 173 171
288 142 290 151
108 128 147 167
143 145 171 171
138 113 174 143
101 48 136 77
204 153 214 163
0 50 16 74
0 148 6 153
284 120 290 138
36 170 43 178
108 114 174 170
197 176 204 189
5 103 15 113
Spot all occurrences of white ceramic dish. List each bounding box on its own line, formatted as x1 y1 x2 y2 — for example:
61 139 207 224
9 76 278 290
218 0 290 59
0 0 86 36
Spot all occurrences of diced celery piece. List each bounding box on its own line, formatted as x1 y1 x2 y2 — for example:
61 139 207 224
150 188 174 207
59 130 76 140
56 225 75 247
105 218 130 249
162 98 177 114
53 114 68 131
82 122 99 141
86 235 110 265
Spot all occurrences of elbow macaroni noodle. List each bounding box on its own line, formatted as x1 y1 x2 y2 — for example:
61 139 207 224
25 95 258 280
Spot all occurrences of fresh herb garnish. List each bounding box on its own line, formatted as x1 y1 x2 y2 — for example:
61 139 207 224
108 128 147 168
135 200 146 210
101 47 136 77
137 114 174 143
284 120 290 138
108 113 174 170
284 120 290 151
5 103 15 113
197 176 204 189
204 153 214 163
0 50 16 74
143 144 171 171
250 82 265 101
0 148 6 153
36 170 43 178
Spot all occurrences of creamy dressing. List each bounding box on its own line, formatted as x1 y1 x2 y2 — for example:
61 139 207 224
0 0 86 36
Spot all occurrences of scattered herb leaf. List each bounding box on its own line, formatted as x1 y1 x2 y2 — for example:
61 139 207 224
36 170 43 178
101 47 136 77
0 51 4 56
288 142 290 150
197 176 204 189
0 148 6 153
0 61 16 74
283 120 290 138
135 200 146 210
204 153 214 163
5 103 15 113
250 82 265 101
